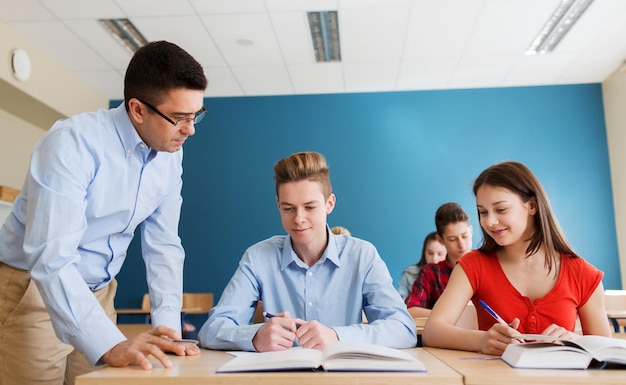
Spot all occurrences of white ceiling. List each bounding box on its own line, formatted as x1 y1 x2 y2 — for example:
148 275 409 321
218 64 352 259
2 0 626 100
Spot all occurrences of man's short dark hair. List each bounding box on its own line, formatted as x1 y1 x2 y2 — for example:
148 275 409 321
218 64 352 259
124 40 207 109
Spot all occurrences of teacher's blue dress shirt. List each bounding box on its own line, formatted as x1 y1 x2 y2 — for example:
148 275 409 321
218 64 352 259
199 231 417 351
0 103 185 365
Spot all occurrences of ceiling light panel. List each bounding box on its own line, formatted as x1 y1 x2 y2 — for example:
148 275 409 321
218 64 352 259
308 11 341 62
99 18 147 54
526 0 595 54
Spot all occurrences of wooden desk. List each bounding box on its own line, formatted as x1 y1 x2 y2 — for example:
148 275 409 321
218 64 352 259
425 347 625 385
414 317 427 334
116 307 202 316
76 348 462 385
116 308 150 316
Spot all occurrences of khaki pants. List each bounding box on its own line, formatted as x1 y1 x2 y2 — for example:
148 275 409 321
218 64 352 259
0 263 118 385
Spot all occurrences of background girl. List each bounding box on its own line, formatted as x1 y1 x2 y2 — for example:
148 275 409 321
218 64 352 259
398 231 447 300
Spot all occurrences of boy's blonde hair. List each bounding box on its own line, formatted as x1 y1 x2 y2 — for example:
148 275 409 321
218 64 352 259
331 226 351 236
274 152 332 199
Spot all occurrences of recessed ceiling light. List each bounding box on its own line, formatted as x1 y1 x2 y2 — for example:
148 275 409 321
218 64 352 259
525 0 595 55
236 38 255 46
99 18 148 54
308 11 341 62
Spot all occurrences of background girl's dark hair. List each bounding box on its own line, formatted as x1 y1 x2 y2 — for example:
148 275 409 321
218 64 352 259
417 231 439 268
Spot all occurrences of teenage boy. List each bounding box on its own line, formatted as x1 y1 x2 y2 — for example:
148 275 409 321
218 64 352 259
0 41 206 384
198 151 416 351
406 202 473 318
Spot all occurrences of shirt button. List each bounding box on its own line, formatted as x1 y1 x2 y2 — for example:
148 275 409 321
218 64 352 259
307 272 313 277
307 302 313 307
126 149 132 154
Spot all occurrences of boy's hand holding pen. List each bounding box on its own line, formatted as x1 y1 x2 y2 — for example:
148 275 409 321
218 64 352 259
263 311 303 330
262 311 338 351
253 311 305 352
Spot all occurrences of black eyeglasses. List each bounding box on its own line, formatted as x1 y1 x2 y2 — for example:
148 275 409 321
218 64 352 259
135 98 207 127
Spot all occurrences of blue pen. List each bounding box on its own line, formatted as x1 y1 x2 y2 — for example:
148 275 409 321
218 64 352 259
479 300 525 343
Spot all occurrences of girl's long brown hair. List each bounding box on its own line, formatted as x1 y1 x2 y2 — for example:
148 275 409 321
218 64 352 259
473 161 578 273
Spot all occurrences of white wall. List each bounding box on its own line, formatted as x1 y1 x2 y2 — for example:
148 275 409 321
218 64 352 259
602 68 626 288
0 108 44 188
0 20 108 191
0 21 107 120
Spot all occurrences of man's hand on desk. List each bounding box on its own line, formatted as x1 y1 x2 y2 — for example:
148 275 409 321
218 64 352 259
101 325 201 369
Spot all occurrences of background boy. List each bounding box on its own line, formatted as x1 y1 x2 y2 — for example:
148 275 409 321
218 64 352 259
406 202 473 318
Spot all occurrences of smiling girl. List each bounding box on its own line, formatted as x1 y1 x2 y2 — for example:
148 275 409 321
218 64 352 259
422 161 611 355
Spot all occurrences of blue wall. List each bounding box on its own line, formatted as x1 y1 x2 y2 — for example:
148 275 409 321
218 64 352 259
114 83 619 327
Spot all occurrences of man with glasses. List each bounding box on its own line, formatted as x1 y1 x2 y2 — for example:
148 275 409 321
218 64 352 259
0 41 207 385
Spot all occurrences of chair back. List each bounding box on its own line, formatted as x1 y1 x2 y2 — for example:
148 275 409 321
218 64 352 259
141 293 150 311
605 290 626 311
253 301 265 324
605 290 626 332
182 293 214 314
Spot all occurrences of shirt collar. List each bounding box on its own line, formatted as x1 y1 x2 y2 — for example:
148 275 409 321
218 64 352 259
279 226 341 270
112 102 152 158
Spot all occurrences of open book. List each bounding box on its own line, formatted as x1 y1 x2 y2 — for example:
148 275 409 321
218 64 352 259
501 334 626 369
217 341 426 373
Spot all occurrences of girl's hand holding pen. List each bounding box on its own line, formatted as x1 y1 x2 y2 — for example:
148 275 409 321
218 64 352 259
482 318 523 355
478 300 525 355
